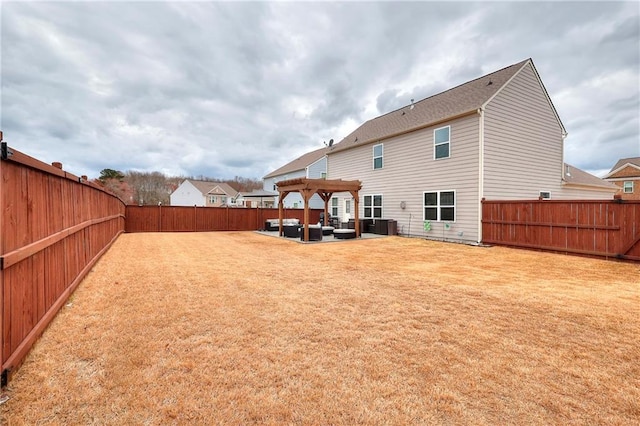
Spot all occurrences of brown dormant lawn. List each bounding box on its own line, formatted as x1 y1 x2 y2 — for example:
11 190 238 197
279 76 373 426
1 232 639 425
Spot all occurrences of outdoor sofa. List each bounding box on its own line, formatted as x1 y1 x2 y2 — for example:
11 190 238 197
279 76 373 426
265 218 299 232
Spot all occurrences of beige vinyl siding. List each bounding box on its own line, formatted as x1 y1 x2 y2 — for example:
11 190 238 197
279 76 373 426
555 186 616 200
328 114 480 242
483 63 565 200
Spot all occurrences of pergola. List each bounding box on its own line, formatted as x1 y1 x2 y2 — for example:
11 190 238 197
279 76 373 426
276 178 363 242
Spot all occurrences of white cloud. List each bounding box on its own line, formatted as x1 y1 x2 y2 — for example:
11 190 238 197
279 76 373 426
1 1 638 180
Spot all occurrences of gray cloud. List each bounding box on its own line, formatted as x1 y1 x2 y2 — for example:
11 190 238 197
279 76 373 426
1 1 638 180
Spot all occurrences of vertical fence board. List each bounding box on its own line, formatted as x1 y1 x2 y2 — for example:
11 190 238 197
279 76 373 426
1 147 126 383
482 199 640 260
125 206 322 233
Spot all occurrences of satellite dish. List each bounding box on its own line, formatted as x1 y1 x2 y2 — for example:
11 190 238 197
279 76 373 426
328 139 334 146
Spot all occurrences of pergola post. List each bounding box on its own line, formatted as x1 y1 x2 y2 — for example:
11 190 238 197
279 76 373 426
301 189 314 242
278 197 284 236
350 190 360 238
317 192 333 226
277 190 291 236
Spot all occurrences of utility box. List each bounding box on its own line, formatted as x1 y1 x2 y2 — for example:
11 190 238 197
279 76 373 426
387 220 397 235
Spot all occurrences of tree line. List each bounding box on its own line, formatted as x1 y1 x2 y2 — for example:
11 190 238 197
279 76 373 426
95 169 262 205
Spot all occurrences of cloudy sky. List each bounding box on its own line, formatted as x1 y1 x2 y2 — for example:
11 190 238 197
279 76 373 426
1 1 638 180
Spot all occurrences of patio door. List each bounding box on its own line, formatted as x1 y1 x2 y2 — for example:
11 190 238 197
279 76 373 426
344 198 352 221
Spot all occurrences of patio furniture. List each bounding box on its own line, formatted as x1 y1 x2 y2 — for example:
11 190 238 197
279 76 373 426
321 226 335 236
301 225 322 241
283 225 300 238
333 229 356 239
265 218 299 231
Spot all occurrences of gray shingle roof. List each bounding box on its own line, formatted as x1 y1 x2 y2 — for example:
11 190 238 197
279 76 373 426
187 180 239 196
608 157 640 174
328 59 531 154
263 146 328 179
563 164 618 189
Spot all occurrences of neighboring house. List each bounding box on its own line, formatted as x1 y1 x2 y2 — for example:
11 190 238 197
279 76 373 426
170 179 240 207
603 157 640 200
237 189 277 208
263 146 328 209
325 58 617 244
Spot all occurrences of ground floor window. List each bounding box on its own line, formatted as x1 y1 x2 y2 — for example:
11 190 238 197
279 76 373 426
423 190 455 221
331 197 339 216
364 194 383 218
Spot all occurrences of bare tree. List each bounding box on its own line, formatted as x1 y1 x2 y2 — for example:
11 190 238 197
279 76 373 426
126 171 172 205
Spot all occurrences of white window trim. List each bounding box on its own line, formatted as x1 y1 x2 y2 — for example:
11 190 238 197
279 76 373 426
363 194 383 219
423 190 456 222
623 181 634 193
373 143 383 170
331 197 339 217
433 125 451 160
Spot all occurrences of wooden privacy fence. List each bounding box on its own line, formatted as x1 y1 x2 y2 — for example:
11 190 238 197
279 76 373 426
0 140 126 385
482 199 640 261
125 205 322 233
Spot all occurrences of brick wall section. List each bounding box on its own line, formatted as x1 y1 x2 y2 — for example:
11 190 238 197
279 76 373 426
607 166 640 200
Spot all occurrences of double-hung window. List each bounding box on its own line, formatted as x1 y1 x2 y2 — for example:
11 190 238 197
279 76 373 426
364 195 383 218
331 197 339 217
208 195 216 204
424 191 455 221
434 126 450 159
373 144 383 169
623 181 634 193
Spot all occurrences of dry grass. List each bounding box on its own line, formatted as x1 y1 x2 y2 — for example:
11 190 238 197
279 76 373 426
1 232 639 425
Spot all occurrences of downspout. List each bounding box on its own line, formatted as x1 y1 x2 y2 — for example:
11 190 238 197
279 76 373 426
477 107 485 244
560 130 568 182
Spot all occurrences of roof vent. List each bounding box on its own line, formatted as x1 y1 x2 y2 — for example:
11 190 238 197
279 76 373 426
487 80 493 86
410 98 415 110
565 164 571 177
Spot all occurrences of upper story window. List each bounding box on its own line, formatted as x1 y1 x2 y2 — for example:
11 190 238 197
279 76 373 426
434 126 450 159
623 181 634 193
208 195 216 204
424 190 455 221
373 144 383 169
364 194 383 218
321 172 327 179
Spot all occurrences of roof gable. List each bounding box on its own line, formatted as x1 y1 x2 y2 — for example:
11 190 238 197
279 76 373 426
328 59 531 154
264 146 328 179
186 180 239 196
605 157 640 178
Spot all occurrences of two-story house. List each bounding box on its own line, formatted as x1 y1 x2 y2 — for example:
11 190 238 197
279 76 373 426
263 146 328 209
603 157 640 200
325 58 616 244
170 179 240 207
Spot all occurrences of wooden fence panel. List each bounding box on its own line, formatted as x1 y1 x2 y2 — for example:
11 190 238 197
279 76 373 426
125 206 322 233
482 199 640 261
0 143 126 385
